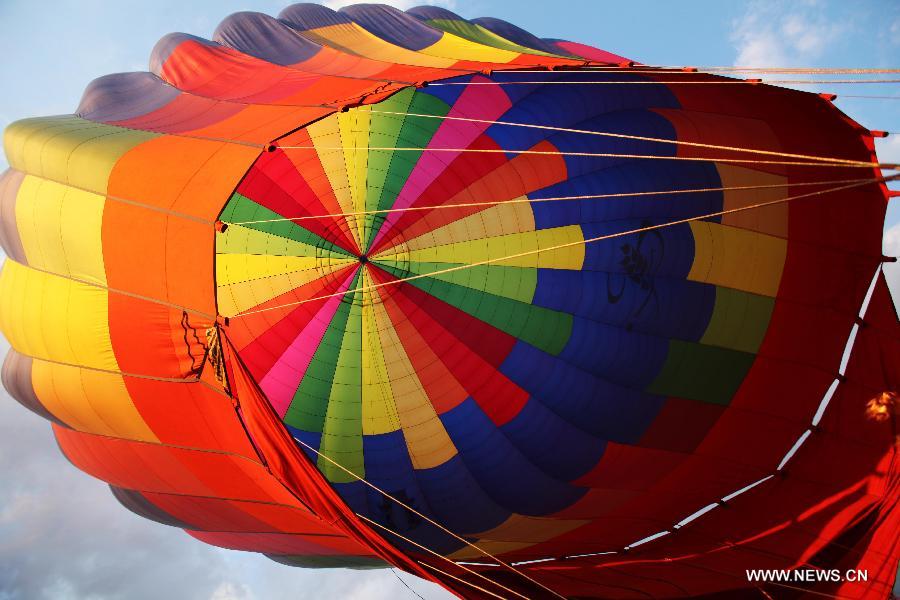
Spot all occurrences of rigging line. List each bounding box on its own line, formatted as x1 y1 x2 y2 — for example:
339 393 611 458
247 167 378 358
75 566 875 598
227 176 880 225
289 437 565 600
427 79 900 85
346 107 879 167
20 352 201 383
523 264 889 568
273 146 896 170
391 569 427 600
6 257 217 320
359 516 529 600
416 562 508 600
231 174 895 318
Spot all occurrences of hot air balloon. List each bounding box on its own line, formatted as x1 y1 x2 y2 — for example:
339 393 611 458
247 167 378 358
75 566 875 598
1 3 898 598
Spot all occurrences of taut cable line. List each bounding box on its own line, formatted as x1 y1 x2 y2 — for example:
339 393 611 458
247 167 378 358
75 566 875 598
290 435 568 599
334 107 886 167
231 175 896 318
227 177 882 226
273 145 896 170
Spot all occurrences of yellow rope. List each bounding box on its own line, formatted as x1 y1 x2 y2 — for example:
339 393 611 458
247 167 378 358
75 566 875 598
227 176 880 226
318 107 887 167
273 145 894 170
232 175 893 318
292 436 567 599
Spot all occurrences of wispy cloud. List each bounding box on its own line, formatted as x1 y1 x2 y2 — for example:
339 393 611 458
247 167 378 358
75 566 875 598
730 1 848 67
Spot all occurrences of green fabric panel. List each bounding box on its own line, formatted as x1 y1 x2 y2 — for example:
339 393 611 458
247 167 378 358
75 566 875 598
377 262 571 355
647 340 756 405
700 287 775 354
378 259 537 303
361 89 416 246
285 270 362 432
318 286 365 483
363 90 450 252
219 192 353 259
267 554 388 570
425 18 558 56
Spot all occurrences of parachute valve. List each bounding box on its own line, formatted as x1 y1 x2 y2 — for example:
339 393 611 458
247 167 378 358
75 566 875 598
818 93 838 102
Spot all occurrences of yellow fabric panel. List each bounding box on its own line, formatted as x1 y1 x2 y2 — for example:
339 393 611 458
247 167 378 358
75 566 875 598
300 24 455 68
471 513 590 543
447 541 534 560
217 254 325 286
688 221 787 297
378 225 585 270
217 223 328 256
216 259 355 317
338 110 371 245
421 32 520 64
306 117 360 249
371 297 457 468
15 175 107 286
0 260 118 371
716 163 789 238
360 269 401 435
3 116 156 195
31 359 158 442
397 200 536 249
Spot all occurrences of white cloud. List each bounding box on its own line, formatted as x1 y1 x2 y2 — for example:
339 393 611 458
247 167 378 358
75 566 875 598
320 0 456 11
730 1 847 67
210 582 256 600
875 135 900 167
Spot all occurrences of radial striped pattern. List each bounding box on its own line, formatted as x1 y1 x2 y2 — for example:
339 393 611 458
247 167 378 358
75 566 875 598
2 3 899 598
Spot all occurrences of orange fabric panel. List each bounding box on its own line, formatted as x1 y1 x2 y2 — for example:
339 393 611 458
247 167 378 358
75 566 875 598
122 377 258 458
188 530 371 556
54 424 299 506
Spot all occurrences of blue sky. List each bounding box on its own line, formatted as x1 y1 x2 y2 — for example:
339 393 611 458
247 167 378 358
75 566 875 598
0 1 897 599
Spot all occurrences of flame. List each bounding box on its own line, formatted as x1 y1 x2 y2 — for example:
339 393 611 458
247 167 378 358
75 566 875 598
865 391 898 422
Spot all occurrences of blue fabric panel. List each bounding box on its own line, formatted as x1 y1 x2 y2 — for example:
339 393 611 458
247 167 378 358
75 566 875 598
501 399 607 482
440 398 586 515
533 270 715 342
500 342 666 444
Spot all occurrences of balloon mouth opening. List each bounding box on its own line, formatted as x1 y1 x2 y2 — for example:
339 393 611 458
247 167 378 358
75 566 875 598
358 254 369 264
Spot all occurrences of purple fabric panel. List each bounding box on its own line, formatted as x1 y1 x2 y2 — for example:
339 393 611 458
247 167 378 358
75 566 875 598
77 72 180 123
471 17 569 55
149 32 217 76
278 3 354 31
214 12 321 66
0 169 27 263
109 486 196 529
339 4 441 51
405 5 464 22
1 350 66 426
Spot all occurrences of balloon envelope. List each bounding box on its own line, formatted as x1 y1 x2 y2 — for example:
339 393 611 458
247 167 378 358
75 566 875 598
1 4 899 598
